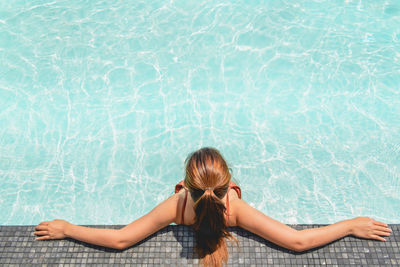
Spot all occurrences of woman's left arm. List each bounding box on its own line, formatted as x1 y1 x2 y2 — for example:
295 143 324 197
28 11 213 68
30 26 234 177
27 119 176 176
234 199 392 252
34 194 179 250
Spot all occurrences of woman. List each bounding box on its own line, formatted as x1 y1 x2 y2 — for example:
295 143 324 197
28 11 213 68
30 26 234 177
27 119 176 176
35 147 392 267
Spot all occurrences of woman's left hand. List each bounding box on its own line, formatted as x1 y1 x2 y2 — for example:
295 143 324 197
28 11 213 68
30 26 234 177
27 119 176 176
34 219 70 240
350 217 392 241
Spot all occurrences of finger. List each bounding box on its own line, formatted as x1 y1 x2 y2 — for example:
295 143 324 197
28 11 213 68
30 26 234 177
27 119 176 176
35 225 47 231
373 221 388 227
374 226 392 233
371 234 386 242
374 230 391 237
34 231 48 236
374 225 392 233
36 236 50 241
39 221 50 226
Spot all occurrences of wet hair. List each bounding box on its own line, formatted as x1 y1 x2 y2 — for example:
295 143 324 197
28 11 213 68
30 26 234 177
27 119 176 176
184 147 237 267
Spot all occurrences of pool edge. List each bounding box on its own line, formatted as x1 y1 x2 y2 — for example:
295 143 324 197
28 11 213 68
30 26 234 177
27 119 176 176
1 224 399 266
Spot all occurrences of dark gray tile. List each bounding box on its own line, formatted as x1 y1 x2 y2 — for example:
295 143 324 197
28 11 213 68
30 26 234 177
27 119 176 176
0 224 399 266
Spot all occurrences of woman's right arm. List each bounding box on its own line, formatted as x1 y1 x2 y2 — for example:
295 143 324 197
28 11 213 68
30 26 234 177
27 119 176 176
233 199 392 252
34 193 180 250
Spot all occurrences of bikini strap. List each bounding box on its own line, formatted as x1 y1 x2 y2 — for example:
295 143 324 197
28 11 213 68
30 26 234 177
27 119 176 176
225 182 241 225
226 187 230 224
181 188 188 225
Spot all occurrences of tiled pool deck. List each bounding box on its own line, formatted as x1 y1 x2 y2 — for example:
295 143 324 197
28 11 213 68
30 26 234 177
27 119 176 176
0 224 399 266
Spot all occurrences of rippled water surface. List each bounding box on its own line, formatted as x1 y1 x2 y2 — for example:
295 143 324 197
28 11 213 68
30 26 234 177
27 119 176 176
1 0 399 225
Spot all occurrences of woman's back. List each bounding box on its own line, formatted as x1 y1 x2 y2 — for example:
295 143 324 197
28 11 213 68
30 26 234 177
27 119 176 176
175 182 241 227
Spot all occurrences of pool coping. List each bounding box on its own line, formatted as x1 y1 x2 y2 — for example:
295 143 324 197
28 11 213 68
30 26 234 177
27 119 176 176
1 224 399 266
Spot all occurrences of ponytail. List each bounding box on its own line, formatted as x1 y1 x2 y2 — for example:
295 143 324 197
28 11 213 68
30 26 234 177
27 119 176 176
193 189 235 267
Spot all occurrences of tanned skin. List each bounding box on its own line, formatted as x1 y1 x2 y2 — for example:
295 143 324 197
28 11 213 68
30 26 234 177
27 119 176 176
34 186 392 251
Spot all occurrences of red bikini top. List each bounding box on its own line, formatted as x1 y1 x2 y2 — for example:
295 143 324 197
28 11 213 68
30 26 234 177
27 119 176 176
174 180 241 225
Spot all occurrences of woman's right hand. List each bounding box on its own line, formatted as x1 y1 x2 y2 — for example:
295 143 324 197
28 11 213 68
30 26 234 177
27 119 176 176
349 217 392 241
34 219 71 240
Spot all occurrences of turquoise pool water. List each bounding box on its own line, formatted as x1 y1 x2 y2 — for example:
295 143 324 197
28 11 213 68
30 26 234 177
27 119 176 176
1 0 399 225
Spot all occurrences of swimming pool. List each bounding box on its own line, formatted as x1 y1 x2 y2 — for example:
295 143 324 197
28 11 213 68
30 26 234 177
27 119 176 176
1 0 399 225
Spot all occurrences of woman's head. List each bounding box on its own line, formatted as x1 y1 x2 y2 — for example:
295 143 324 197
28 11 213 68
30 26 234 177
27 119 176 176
184 147 231 200
184 147 235 267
